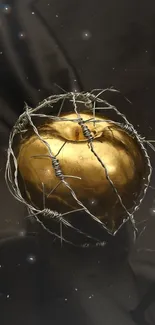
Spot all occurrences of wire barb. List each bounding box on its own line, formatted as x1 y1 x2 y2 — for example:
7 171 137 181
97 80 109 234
5 90 154 247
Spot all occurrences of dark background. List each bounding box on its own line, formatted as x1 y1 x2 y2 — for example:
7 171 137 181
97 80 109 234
0 0 155 324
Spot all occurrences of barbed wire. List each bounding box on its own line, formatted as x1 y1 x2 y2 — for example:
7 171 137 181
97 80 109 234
5 90 155 247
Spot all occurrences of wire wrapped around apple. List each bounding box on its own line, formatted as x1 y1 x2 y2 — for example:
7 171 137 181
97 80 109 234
16 111 147 241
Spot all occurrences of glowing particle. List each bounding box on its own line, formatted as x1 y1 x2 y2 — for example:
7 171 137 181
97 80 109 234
27 255 36 264
82 30 92 40
90 199 97 206
18 32 26 39
18 230 26 237
150 208 155 216
72 79 79 93
6 294 10 299
3 5 12 14
89 294 94 299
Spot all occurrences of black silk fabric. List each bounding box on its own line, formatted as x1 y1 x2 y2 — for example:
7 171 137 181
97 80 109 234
0 1 155 324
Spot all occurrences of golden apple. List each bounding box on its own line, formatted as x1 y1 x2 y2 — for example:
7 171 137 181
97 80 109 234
16 112 146 232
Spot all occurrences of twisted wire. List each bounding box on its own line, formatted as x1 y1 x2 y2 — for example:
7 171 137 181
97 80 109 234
5 90 155 246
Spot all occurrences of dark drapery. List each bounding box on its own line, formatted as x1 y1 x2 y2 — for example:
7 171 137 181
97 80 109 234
0 1 155 324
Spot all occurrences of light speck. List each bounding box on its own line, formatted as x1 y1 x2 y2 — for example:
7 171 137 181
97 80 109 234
3 5 12 14
18 32 26 39
0 265 2 268
27 255 36 264
56 14 59 18
98 260 100 264
112 67 115 70
75 288 78 291
0 52 3 55
72 79 79 93
6 294 10 299
90 199 97 206
82 30 92 40
32 12 35 15
18 230 26 237
150 208 155 216
65 298 68 301
145 50 148 53
38 89 41 92
89 296 92 299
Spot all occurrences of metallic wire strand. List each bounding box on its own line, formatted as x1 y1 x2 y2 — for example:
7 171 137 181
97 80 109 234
5 90 154 247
